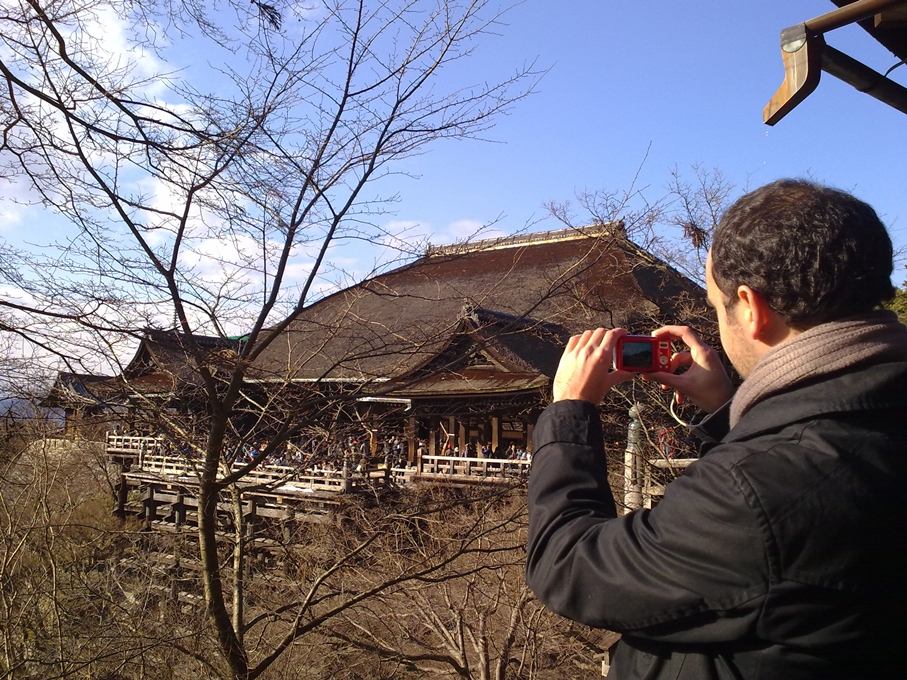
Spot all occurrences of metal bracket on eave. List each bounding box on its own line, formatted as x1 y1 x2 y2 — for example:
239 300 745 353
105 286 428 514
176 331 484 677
763 25 824 126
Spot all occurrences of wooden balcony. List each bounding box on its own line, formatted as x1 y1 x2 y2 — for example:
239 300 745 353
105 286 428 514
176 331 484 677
107 433 530 489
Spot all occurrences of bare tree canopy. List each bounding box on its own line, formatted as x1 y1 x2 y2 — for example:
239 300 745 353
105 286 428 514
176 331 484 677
0 1 541 677
0 0 537 366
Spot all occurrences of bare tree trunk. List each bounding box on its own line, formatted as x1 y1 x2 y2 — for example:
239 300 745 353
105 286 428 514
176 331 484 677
199 477 248 679
231 484 246 650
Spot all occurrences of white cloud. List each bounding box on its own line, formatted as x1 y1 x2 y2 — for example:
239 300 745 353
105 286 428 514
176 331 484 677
0 206 23 232
282 261 315 283
426 219 508 246
446 219 485 238
81 6 166 84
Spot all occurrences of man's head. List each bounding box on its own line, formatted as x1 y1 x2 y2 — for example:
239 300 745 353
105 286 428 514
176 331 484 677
710 179 894 331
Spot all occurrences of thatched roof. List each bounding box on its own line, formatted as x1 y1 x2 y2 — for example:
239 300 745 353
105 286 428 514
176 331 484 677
41 372 118 409
122 330 239 394
44 331 240 411
387 306 570 397
250 225 704 388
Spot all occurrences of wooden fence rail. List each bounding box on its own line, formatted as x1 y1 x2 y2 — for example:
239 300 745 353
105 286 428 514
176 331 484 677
107 433 532 489
419 455 531 478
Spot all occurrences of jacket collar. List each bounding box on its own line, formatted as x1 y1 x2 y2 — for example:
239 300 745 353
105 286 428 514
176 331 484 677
693 360 907 451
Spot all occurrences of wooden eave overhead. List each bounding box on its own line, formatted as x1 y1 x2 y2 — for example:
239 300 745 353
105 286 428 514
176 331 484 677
396 370 550 398
764 0 907 124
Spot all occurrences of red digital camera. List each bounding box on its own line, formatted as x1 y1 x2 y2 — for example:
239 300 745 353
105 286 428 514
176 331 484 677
613 335 672 373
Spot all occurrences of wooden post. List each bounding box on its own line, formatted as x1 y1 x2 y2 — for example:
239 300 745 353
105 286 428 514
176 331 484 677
342 459 352 493
447 416 456 453
115 468 128 520
170 543 181 602
143 487 157 530
281 509 294 544
405 416 416 465
174 492 186 527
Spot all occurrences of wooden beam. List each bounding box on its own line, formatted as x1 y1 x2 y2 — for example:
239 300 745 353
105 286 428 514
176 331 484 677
804 0 907 34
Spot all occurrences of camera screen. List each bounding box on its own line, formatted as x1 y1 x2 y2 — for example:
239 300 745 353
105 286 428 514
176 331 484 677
621 341 653 368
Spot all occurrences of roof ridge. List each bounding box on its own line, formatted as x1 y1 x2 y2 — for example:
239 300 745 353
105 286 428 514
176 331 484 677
144 328 237 348
425 221 624 257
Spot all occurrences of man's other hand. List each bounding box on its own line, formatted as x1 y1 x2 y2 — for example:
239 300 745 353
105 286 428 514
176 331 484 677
552 328 633 404
644 325 734 413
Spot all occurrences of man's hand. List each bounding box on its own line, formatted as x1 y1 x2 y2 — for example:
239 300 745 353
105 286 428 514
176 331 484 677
643 325 734 413
552 328 633 404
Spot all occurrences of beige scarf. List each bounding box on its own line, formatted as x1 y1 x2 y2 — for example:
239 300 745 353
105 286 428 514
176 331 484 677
730 310 907 428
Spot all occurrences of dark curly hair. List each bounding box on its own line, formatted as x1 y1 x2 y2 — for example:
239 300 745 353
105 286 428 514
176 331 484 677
711 179 895 330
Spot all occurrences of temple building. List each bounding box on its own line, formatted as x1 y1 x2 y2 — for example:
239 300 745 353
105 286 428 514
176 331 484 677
45 224 707 461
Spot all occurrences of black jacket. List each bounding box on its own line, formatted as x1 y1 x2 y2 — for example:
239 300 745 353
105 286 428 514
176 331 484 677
526 360 907 679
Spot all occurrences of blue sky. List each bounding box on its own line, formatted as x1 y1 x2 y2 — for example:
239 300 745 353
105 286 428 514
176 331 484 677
375 1 907 277
2 0 905 320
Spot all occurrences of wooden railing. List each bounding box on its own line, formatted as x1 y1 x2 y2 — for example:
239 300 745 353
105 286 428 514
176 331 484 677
106 433 163 456
107 434 531 490
643 458 697 507
419 455 531 478
131 454 356 493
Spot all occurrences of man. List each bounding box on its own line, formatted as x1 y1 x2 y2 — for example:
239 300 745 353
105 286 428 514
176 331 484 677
525 179 907 679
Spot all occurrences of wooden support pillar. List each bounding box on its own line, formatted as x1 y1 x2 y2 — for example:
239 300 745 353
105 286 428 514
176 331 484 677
342 459 352 493
142 487 160 530
243 500 257 531
458 420 466 454
447 416 456 453
169 542 182 602
429 427 437 458
405 416 416 464
174 492 186 527
491 417 500 455
115 469 128 520
527 423 534 457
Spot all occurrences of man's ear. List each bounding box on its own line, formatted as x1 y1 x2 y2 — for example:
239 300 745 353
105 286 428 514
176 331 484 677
735 285 773 340
736 285 793 346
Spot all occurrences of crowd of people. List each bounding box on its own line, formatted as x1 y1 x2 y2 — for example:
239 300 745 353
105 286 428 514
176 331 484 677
440 441 531 462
